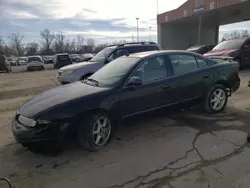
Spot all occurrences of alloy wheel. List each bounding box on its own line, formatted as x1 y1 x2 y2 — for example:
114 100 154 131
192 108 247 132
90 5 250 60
210 88 226 111
92 116 111 146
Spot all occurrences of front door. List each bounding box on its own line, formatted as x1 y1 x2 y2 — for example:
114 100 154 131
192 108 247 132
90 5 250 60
167 54 212 102
120 55 177 118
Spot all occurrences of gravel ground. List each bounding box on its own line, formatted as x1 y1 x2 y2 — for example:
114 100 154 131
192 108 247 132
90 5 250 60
0 69 250 188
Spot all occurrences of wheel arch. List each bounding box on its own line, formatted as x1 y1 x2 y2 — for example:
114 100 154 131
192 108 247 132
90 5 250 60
214 80 231 89
73 108 119 128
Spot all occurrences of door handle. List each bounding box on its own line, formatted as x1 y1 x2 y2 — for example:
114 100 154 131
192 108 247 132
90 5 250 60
202 75 209 79
161 85 172 90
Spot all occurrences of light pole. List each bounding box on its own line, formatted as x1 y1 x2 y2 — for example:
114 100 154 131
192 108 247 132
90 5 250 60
197 16 202 45
136 18 139 42
149 27 152 41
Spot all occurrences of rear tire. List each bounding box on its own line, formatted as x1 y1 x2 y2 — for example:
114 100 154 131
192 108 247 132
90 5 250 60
78 112 112 151
202 84 228 114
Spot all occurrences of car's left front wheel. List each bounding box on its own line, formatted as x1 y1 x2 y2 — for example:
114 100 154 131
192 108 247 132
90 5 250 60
78 112 112 151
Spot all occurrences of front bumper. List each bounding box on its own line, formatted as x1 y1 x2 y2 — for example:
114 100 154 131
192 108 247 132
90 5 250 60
57 72 79 84
12 118 69 146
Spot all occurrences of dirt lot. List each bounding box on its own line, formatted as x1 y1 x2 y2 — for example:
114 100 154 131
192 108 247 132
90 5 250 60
1 69 250 188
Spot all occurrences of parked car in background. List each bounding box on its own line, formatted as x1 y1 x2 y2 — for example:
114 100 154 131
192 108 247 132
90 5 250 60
0 55 11 73
12 51 240 151
186 45 215 54
204 37 250 68
26 56 44 71
57 42 162 84
70 54 81 63
54 53 73 69
42 56 54 64
80 53 94 62
18 57 28 66
7 57 18 66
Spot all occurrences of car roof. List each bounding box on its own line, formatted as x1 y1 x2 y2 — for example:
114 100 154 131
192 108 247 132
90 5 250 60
28 56 41 58
128 50 200 58
108 42 158 48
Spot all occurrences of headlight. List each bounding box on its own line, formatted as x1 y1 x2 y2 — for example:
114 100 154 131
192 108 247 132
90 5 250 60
18 115 36 127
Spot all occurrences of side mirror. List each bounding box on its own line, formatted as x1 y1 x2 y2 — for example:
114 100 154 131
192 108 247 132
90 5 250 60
126 76 142 87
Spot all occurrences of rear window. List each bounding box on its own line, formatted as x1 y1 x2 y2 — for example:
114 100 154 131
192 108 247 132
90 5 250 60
57 55 70 61
0 55 6 61
28 57 42 62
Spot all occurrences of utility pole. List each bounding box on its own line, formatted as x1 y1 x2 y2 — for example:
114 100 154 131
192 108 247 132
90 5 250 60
197 16 202 45
132 34 135 42
149 27 152 41
136 18 139 42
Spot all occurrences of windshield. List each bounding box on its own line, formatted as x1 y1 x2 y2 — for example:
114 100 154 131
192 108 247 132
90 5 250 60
213 39 245 51
86 57 139 87
90 47 115 62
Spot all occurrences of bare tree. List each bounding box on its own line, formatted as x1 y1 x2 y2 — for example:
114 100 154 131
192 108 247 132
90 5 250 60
53 32 65 53
221 30 250 42
80 38 95 53
76 35 85 52
25 42 39 56
0 36 4 54
94 44 108 53
8 33 24 56
40 29 54 54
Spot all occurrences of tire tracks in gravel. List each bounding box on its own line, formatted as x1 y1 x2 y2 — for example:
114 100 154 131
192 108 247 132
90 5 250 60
0 84 56 100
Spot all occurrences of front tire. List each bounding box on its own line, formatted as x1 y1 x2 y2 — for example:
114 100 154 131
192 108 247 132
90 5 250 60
78 112 112 151
202 84 228 114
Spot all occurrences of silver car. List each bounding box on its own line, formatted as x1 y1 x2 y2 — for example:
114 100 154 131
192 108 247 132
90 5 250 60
57 42 162 85
26 56 45 71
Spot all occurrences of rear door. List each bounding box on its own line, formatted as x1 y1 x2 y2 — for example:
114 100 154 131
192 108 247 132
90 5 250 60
121 55 178 117
167 53 212 102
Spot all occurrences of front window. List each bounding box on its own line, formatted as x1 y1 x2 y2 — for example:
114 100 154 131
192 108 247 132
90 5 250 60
90 47 115 62
131 56 167 83
85 57 139 87
213 39 245 51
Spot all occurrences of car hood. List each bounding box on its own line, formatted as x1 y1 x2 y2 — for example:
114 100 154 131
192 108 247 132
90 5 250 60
60 61 102 70
204 49 238 56
19 82 109 118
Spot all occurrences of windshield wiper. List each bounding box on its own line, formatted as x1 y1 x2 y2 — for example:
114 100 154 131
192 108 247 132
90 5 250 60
85 78 99 85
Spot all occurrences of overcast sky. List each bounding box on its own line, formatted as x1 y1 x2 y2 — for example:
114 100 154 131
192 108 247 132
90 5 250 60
0 0 249 44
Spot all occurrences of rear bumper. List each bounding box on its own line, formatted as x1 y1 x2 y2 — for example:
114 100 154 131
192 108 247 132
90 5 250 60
232 81 240 93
